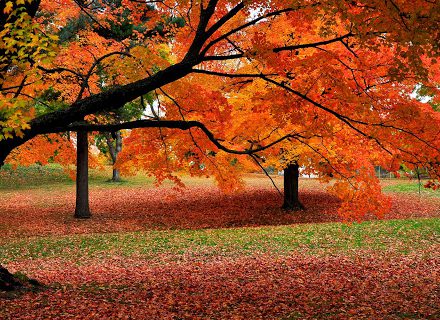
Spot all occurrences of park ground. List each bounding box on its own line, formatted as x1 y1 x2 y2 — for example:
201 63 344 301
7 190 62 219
0 165 439 319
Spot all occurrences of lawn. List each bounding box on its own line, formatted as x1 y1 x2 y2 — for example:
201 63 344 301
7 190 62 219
0 166 439 319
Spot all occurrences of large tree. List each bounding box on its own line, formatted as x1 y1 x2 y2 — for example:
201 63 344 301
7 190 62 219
1 0 439 291
1 0 439 215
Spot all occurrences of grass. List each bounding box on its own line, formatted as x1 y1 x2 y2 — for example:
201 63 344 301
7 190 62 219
1 165 438 262
0 164 225 191
4 164 439 192
0 164 72 188
0 164 157 190
383 182 440 196
1 218 438 263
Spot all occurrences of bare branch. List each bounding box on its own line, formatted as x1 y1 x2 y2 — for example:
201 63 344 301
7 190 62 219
249 154 283 197
273 33 353 53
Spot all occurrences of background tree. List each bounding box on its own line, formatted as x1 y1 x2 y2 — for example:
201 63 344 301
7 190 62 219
95 98 147 182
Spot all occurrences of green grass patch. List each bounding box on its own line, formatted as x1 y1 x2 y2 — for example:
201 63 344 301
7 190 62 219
383 182 440 196
0 164 73 189
1 218 438 263
0 164 216 191
0 164 157 190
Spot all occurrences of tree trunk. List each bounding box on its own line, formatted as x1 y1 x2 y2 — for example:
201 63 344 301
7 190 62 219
112 168 121 182
105 131 122 182
282 163 305 211
74 131 91 219
1 264 42 292
0 265 22 291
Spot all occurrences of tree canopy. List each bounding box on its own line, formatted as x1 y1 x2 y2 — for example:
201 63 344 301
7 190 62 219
0 0 439 219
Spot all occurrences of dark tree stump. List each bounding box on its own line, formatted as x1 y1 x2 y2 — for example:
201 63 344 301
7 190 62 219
0 265 22 292
0 265 43 295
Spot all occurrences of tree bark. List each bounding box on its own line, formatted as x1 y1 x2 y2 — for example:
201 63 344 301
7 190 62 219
105 131 122 182
74 131 91 219
112 168 121 182
282 163 305 211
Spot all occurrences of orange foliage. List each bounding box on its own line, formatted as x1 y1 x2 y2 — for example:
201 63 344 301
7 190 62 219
1 0 439 219
6 134 76 168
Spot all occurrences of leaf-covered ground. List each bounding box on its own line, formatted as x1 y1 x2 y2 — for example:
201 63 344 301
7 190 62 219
0 173 439 319
1 219 439 319
0 175 439 239
2 252 439 319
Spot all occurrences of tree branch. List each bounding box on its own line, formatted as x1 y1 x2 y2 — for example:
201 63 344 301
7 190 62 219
272 33 353 53
45 119 303 156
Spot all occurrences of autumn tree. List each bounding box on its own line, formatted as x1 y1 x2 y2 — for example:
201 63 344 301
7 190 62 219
1 0 440 291
0 0 438 221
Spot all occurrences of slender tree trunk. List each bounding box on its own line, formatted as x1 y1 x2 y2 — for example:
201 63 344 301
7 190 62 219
282 162 305 211
105 131 122 182
74 131 91 219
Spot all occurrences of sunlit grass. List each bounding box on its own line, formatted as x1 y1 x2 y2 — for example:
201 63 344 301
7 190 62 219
383 182 440 197
1 218 438 263
4 164 435 192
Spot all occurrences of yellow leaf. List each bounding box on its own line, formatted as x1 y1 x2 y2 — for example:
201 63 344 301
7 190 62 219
21 123 30 130
3 1 13 14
